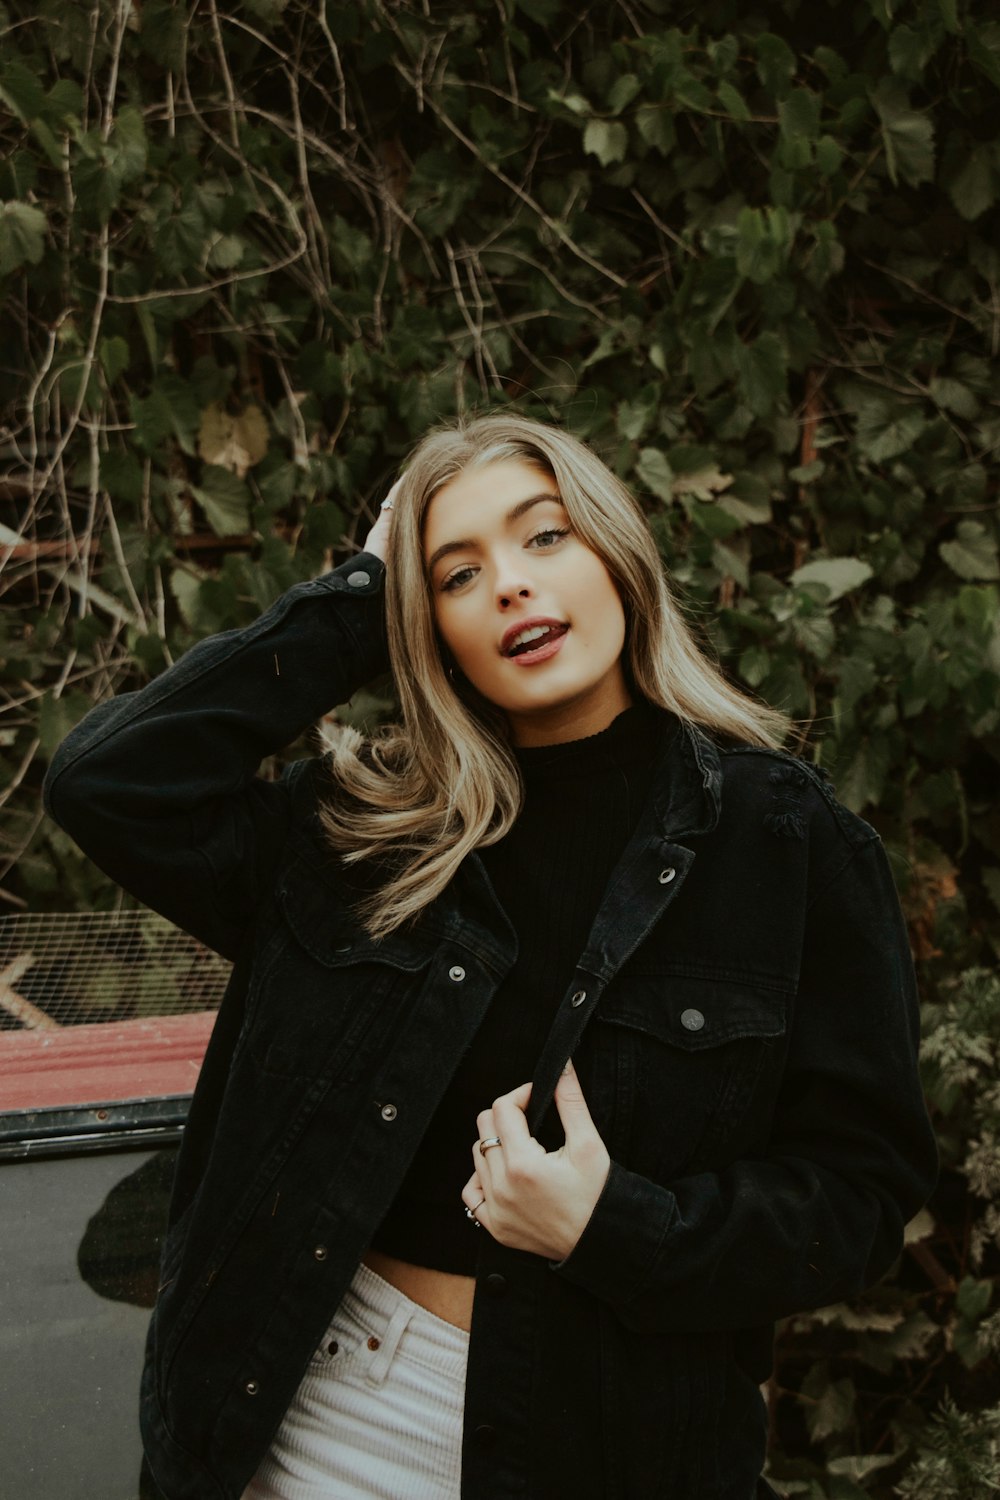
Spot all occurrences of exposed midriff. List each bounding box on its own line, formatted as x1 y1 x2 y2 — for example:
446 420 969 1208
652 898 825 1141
362 1248 476 1331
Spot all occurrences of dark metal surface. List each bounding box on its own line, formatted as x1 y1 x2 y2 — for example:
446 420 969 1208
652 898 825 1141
1 1144 176 1500
0 1096 191 1161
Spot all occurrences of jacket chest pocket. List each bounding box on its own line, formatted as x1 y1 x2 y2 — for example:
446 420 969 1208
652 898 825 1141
244 859 433 1083
591 972 789 1181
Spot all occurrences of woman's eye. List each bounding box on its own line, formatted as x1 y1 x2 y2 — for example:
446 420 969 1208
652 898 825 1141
441 565 476 593
529 527 570 549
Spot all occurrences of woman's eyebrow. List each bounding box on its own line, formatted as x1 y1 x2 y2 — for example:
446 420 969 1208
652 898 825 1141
426 492 563 574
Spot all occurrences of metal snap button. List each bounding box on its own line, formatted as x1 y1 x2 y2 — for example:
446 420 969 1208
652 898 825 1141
680 1008 706 1031
314 1245 328 1261
485 1273 507 1297
327 1339 339 1355
449 965 466 982
380 1103 398 1121
367 1335 381 1351
658 867 676 884
570 990 587 1007
347 570 371 588
244 1379 260 1396
474 1423 497 1448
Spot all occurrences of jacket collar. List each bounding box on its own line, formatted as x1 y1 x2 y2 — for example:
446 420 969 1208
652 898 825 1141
442 708 723 977
652 712 723 842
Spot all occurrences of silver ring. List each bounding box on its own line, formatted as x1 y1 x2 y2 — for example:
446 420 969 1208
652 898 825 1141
465 1198 486 1227
380 498 394 510
478 1136 502 1153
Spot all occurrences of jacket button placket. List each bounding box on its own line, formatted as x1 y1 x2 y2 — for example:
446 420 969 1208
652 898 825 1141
463 1244 538 1492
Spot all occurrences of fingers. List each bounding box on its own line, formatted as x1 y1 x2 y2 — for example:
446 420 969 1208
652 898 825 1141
474 1083 532 1169
552 1057 604 1154
461 1170 483 1210
362 477 401 562
490 1085 532 1152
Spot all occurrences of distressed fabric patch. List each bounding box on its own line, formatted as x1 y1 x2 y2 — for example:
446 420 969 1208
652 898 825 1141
768 763 809 790
763 807 806 839
764 762 807 838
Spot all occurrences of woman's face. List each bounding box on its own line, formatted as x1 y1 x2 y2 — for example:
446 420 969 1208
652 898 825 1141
423 458 632 746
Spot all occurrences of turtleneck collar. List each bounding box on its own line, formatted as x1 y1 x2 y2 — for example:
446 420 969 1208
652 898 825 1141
512 699 667 784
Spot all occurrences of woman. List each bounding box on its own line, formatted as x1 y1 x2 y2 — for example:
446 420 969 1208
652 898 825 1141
44 413 937 1500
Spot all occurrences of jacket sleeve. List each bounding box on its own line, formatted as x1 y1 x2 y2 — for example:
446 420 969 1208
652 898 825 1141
551 833 939 1333
42 554 389 962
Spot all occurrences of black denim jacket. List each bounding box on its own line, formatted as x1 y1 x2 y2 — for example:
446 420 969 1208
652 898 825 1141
43 554 938 1500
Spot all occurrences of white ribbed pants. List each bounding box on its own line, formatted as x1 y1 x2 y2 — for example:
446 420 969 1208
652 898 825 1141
242 1261 470 1500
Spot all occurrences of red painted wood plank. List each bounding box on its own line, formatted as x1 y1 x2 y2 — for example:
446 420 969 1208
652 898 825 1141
0 1012 216 1111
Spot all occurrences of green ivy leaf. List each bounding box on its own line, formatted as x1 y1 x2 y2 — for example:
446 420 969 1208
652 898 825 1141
716 81 749 122
734 206 795 284
955 1276 992 1322
0 200 47 274
0 60 46 123
110 105 148 184
100 449 143 505
807 1375 857 1442
888 24 938 80
207 233 246 269
190 465 252 537
872 80 935 187
606 74 641 115
791 557 874 600
635 447 674 502
838 737 891 812
949 145 999 221
755 33 796 99
815 134 844 175
99 336 130 386
45 78 83 124
967 21 1000 90
130 375 200 456
739 645 770 687
548 89 591 117
635 103 674 153
734 332 788 417
583 119 628 167
155 203 210 277
779 88 821 143
939 522 1000 581
854 396 927 462
827 1454 898 1481
929 376 979 419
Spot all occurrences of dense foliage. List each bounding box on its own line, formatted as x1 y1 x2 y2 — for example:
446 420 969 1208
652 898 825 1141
2 0 1000 1491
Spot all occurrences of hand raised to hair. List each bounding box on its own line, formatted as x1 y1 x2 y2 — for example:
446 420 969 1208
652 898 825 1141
363 477 402 563
461 1059 611 1262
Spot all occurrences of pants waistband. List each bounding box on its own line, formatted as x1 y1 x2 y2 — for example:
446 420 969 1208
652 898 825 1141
336 1260 470 1383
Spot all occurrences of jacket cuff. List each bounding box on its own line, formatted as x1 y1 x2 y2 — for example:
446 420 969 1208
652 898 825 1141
308 552 388 679
318 552 386 599
549 1160 677 1309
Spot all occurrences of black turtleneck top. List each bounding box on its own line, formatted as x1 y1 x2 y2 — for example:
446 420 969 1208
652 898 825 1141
368 700 663 1274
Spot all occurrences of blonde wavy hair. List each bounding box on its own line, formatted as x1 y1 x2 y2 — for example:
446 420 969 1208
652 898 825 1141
320 413 788 937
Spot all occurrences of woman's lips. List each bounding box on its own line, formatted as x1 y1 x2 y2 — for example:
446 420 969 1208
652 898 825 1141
508 627 569 666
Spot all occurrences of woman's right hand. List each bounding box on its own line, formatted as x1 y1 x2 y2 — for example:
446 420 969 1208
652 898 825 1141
363 477 402 563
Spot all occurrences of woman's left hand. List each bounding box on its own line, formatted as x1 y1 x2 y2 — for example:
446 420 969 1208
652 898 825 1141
461 1058 611 1262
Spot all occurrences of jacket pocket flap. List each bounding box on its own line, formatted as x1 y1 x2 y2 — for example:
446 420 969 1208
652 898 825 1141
275 855 431 973
598 975 788 1051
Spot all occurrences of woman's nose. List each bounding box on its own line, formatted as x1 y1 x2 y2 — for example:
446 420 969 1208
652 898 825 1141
498 585 531 609
494 551 534 608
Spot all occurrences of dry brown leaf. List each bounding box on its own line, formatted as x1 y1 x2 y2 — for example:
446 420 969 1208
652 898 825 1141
197 403 269 478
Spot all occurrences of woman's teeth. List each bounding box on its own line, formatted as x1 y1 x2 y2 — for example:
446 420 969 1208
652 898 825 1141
508 625 555 654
